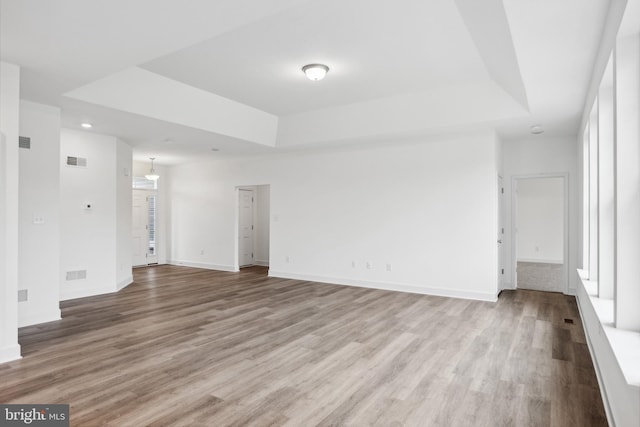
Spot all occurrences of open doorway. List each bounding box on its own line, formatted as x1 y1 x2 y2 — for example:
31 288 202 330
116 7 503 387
132 177 158 267
512 175 568 293
236 185 270 270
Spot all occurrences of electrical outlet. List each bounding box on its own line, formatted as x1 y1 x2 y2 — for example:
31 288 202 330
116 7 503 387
351 261 356 268
386 263 392 271
18 289 28 302
200 249 205 255
366 261 372 270
286 255 292 263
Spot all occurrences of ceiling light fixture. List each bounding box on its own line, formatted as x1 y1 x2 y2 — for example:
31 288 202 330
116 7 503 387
302 63 329 81
145 157 160 181
81 122 93 129
530 124 544 135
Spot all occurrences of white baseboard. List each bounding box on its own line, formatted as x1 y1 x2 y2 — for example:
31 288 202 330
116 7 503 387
60 286 116 301
117 275 133 291
517 258 563 264
254 260 269 267
0 344 22 364
18 309 61 328
268 271 498 302
168 260 238 272
500 282 515 291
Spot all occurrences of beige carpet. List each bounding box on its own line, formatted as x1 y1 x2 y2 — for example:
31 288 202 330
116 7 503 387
517 261 564 292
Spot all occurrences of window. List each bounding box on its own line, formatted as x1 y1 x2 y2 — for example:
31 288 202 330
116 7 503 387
581 31 640 331
148 195 156 256
132 176 157 190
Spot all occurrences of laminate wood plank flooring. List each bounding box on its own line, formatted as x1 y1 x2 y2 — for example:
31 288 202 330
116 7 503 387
0 265 607 426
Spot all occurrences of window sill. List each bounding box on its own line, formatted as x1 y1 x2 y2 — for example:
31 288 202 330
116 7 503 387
578 269 640 388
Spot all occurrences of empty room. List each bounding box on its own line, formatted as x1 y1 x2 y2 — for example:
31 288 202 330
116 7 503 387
1 0 639 426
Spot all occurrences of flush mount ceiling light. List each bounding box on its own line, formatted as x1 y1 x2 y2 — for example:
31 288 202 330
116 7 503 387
145 157 160 181
81 122 92 129
302 63 329 81
530 124 544 135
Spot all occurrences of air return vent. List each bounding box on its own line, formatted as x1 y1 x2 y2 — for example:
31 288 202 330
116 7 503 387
19 136 31 149
66 270 87 281
66 156 87 167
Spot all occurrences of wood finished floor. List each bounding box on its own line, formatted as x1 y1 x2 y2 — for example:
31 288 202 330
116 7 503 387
1 265 606 426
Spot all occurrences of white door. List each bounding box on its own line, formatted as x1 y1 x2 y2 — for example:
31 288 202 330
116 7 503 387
498 176 505 290
238 189 254 267
132 190 158 266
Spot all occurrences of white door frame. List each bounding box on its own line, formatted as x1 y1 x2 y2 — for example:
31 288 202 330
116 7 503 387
498 174 505 291
510 173 570 294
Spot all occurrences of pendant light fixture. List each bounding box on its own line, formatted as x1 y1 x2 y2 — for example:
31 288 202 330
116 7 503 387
145 157 160 181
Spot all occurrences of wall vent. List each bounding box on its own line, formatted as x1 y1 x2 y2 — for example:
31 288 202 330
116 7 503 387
18 289 28 302
19 136 31 149
66 156 87 167
66 270 87 281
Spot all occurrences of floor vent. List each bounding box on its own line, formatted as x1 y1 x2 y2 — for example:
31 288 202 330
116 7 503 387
19 136 31 149
564 318 574 324
66 156 87 167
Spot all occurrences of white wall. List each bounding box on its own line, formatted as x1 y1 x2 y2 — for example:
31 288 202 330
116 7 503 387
116 141 133 288
60 129 133 300
18 101 61 326
0 61 21 363
169 132 500 301
255 185 270 266
503 136 578 292
516 177 564 263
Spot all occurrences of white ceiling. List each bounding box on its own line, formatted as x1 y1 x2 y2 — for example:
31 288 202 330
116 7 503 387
141 0 490 116
0 0 612 164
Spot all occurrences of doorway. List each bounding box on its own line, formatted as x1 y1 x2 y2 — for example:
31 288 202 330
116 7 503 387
132 189 158 266
236 185 270 270
238 189 254 267
512 175 568 292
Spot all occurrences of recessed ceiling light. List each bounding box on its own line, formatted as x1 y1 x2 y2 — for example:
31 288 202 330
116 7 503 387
530 124 544 135
81 122 92 129
302 64 329 81
211 148 219 152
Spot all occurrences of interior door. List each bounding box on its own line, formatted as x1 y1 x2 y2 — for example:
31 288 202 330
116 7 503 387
238 189 254 267
132 191 148 266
